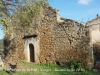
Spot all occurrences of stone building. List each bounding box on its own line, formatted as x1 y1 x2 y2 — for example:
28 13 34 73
3 7 93 68
86 15 100 64
86 15 100 44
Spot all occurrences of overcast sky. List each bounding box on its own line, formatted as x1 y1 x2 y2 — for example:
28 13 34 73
0 0 100 39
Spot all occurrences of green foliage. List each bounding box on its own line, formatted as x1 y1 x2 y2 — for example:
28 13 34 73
86 66 91 71
0 71 8 75
69 60 83 71
0 0 49 35
1 61 100 75
0 0 7 17
70 60 77 69
81 71 100 75
0 70 100 75
77 60 82 69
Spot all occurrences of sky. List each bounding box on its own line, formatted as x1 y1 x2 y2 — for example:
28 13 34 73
49 0 100 22
0 0 100 39
0 26 4 39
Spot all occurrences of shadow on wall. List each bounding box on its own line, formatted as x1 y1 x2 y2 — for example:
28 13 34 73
93 44 100 63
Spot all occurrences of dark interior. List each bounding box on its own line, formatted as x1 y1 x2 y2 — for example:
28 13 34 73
29 44 35 62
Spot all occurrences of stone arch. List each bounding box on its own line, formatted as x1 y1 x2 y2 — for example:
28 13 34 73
29 43 35 62
24 37 40 63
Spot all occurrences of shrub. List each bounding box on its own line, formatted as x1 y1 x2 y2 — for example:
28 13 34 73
69 60 83 71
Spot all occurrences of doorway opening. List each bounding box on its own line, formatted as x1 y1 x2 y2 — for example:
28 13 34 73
29 43 35 62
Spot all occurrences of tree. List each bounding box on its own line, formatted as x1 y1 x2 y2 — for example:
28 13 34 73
0 0 49 35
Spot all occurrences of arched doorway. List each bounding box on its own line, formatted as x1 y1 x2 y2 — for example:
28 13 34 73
29 43 35 62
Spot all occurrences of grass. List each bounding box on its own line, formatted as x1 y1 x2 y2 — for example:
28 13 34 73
0 61 100 75
0 71 8 75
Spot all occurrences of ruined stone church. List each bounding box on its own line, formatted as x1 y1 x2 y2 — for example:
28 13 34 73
3 7 93 67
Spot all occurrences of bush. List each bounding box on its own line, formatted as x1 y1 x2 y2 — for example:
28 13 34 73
69 60 83 71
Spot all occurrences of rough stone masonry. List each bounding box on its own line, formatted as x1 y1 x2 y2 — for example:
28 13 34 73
3 6 93 68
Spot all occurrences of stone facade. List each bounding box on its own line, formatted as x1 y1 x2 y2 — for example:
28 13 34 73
86 16 100 65
3 7 92 68
86 16 100 44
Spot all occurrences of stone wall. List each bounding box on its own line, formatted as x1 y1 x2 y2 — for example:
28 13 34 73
53 20 90 63
86 16 100 67
86 16 100 44
3 35 25 63
3 6 92 68
38 7 91 67
39 7 56 63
